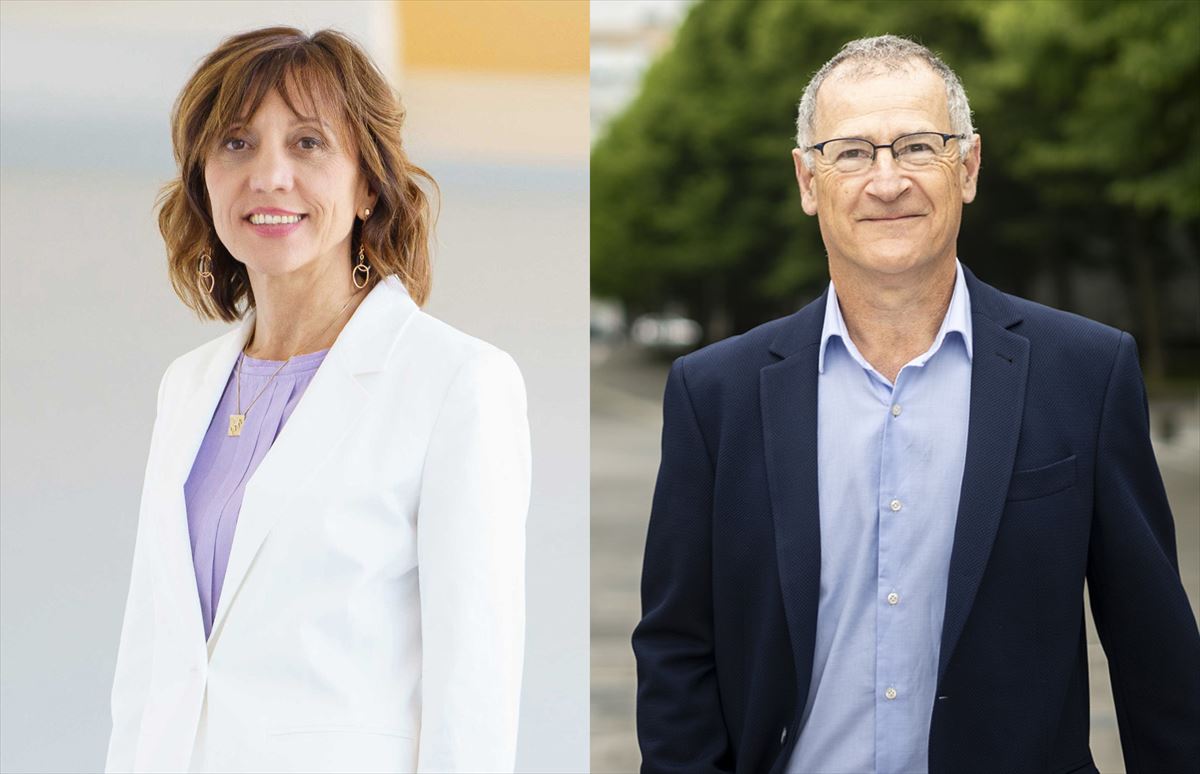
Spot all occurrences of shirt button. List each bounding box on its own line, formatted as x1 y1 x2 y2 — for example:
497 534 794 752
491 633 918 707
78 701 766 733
891 404 902 417
889 499 903 512
885 687 898 700
887 592 900 605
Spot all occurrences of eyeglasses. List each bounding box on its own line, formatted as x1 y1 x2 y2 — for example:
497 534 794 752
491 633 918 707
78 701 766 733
807 131 966 173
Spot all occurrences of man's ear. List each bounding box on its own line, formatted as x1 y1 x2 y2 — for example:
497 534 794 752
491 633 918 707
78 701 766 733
961 134 981 204
793 148 819 216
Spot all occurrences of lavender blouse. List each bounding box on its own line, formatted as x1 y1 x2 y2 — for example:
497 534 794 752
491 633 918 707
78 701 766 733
183 347 329 639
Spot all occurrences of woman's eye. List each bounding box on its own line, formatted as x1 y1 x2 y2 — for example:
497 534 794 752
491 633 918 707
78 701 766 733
220 136 322 153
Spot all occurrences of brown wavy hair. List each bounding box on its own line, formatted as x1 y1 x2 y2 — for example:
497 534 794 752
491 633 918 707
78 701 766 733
157 26 436 321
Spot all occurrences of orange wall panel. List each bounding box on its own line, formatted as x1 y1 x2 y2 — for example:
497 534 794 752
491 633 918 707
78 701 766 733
397 0 588 74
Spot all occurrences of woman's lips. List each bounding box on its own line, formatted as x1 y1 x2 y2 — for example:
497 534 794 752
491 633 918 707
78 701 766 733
244 214 307 237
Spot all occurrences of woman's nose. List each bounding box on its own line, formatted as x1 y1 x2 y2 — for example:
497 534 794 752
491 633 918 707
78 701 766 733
248 144 294 192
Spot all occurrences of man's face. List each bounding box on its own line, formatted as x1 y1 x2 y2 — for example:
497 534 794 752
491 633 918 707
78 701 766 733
793 61 981 281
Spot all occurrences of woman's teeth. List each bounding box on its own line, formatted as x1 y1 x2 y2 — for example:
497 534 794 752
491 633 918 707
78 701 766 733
249 213 304 225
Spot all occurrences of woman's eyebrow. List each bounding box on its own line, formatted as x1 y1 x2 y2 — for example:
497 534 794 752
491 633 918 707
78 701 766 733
288 115 332 129
228 115 333 131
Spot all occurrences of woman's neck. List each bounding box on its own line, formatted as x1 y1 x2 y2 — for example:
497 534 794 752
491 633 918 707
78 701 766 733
243 268 366 360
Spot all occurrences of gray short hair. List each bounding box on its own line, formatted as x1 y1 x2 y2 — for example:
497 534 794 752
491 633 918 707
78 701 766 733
795 35 975 169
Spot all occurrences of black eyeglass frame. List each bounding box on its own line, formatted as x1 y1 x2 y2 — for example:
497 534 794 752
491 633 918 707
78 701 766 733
806 131 968 164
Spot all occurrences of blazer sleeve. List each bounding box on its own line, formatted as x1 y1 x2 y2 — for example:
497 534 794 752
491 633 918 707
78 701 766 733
415 348 530 774
1086 332 1200 770
633 360 733 774
106 361 172 773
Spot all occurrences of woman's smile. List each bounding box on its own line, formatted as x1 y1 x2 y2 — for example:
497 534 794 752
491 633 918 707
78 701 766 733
243 212 307 237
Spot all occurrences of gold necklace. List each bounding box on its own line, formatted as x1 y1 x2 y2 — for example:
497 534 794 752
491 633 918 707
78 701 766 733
228 289 361 437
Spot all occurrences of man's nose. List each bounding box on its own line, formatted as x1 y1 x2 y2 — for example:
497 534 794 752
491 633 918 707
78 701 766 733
863 149 910 201
249 144 294 192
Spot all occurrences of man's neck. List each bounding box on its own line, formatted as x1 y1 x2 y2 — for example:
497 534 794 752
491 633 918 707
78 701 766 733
830 258 957 383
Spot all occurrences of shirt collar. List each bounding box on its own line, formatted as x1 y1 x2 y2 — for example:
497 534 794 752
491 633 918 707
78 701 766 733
818 258 973 374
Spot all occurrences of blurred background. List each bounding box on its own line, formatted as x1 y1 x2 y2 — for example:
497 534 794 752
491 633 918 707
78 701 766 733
0 2 587 772
591 1 1200 772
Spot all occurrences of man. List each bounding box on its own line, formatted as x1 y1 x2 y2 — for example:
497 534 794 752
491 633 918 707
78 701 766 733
633 35 1200 774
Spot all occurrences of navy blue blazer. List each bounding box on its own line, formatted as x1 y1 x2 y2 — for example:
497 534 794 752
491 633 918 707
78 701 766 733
633 268 1200 773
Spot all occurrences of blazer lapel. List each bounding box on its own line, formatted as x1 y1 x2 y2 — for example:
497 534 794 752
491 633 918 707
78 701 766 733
760 293 826 714
153 317 255 646
207 276 418 648
937 271 1029 682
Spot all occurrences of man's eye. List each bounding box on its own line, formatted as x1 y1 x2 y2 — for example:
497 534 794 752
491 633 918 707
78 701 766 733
837 148 870 160
902 143 934 154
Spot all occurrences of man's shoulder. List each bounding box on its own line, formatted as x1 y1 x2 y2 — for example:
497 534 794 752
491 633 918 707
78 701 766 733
990 287 1125 356
966 268 1127 360
673 305 817 395
968 280 1137 403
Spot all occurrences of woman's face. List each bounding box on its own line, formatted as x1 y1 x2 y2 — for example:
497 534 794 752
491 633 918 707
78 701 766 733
204 88 375 282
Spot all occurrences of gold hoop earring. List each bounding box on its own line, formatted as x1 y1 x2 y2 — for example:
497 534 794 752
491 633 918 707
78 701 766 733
353 243 371 290
198 248 215 294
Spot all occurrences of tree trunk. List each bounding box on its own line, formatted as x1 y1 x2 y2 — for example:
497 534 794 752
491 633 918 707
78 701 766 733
1051 238 1075 314
1128 218 1166 384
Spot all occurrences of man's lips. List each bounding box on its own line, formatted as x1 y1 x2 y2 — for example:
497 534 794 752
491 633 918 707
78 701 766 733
859 214 925 222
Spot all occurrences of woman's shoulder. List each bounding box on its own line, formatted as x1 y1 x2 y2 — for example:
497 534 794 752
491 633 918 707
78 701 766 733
147 322 247 413
400 310 525 405
163 323 247 378
404 309 519 373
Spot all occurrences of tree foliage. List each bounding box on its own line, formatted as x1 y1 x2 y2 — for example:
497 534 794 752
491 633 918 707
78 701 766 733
592 0 1200 369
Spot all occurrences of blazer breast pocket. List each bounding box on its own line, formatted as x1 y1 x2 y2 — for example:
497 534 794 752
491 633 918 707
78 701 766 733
1007 454 1076 501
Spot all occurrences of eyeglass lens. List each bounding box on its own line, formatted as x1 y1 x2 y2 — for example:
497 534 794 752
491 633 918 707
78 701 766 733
822 132 950 172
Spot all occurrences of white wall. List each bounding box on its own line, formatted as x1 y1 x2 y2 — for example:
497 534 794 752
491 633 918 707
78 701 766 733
0 2 588 771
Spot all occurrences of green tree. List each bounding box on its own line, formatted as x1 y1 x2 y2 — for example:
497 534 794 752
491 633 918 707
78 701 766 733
971 0 1200 380
592 0 1200 376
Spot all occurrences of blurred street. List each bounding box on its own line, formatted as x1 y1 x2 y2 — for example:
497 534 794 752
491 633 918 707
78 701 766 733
591 343 1200 774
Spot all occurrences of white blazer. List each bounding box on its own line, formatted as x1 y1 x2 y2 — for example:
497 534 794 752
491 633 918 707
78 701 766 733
106 275 530 773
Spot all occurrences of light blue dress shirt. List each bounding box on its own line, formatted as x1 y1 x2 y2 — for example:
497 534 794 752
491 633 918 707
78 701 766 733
786 260 973 774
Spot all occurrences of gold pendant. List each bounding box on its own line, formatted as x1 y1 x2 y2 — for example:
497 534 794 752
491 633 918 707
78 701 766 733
228 414 245 437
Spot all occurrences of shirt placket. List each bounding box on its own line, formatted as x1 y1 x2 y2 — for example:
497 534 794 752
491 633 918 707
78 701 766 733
876 372 905 773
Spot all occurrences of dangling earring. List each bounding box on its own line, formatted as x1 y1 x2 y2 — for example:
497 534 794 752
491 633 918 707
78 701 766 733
198 247 215 294
353 243 371 289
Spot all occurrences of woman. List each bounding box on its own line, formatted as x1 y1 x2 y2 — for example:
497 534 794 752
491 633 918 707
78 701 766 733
105 27 530 774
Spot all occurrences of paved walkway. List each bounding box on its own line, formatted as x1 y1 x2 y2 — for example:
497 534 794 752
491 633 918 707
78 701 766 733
591 344 1200 773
